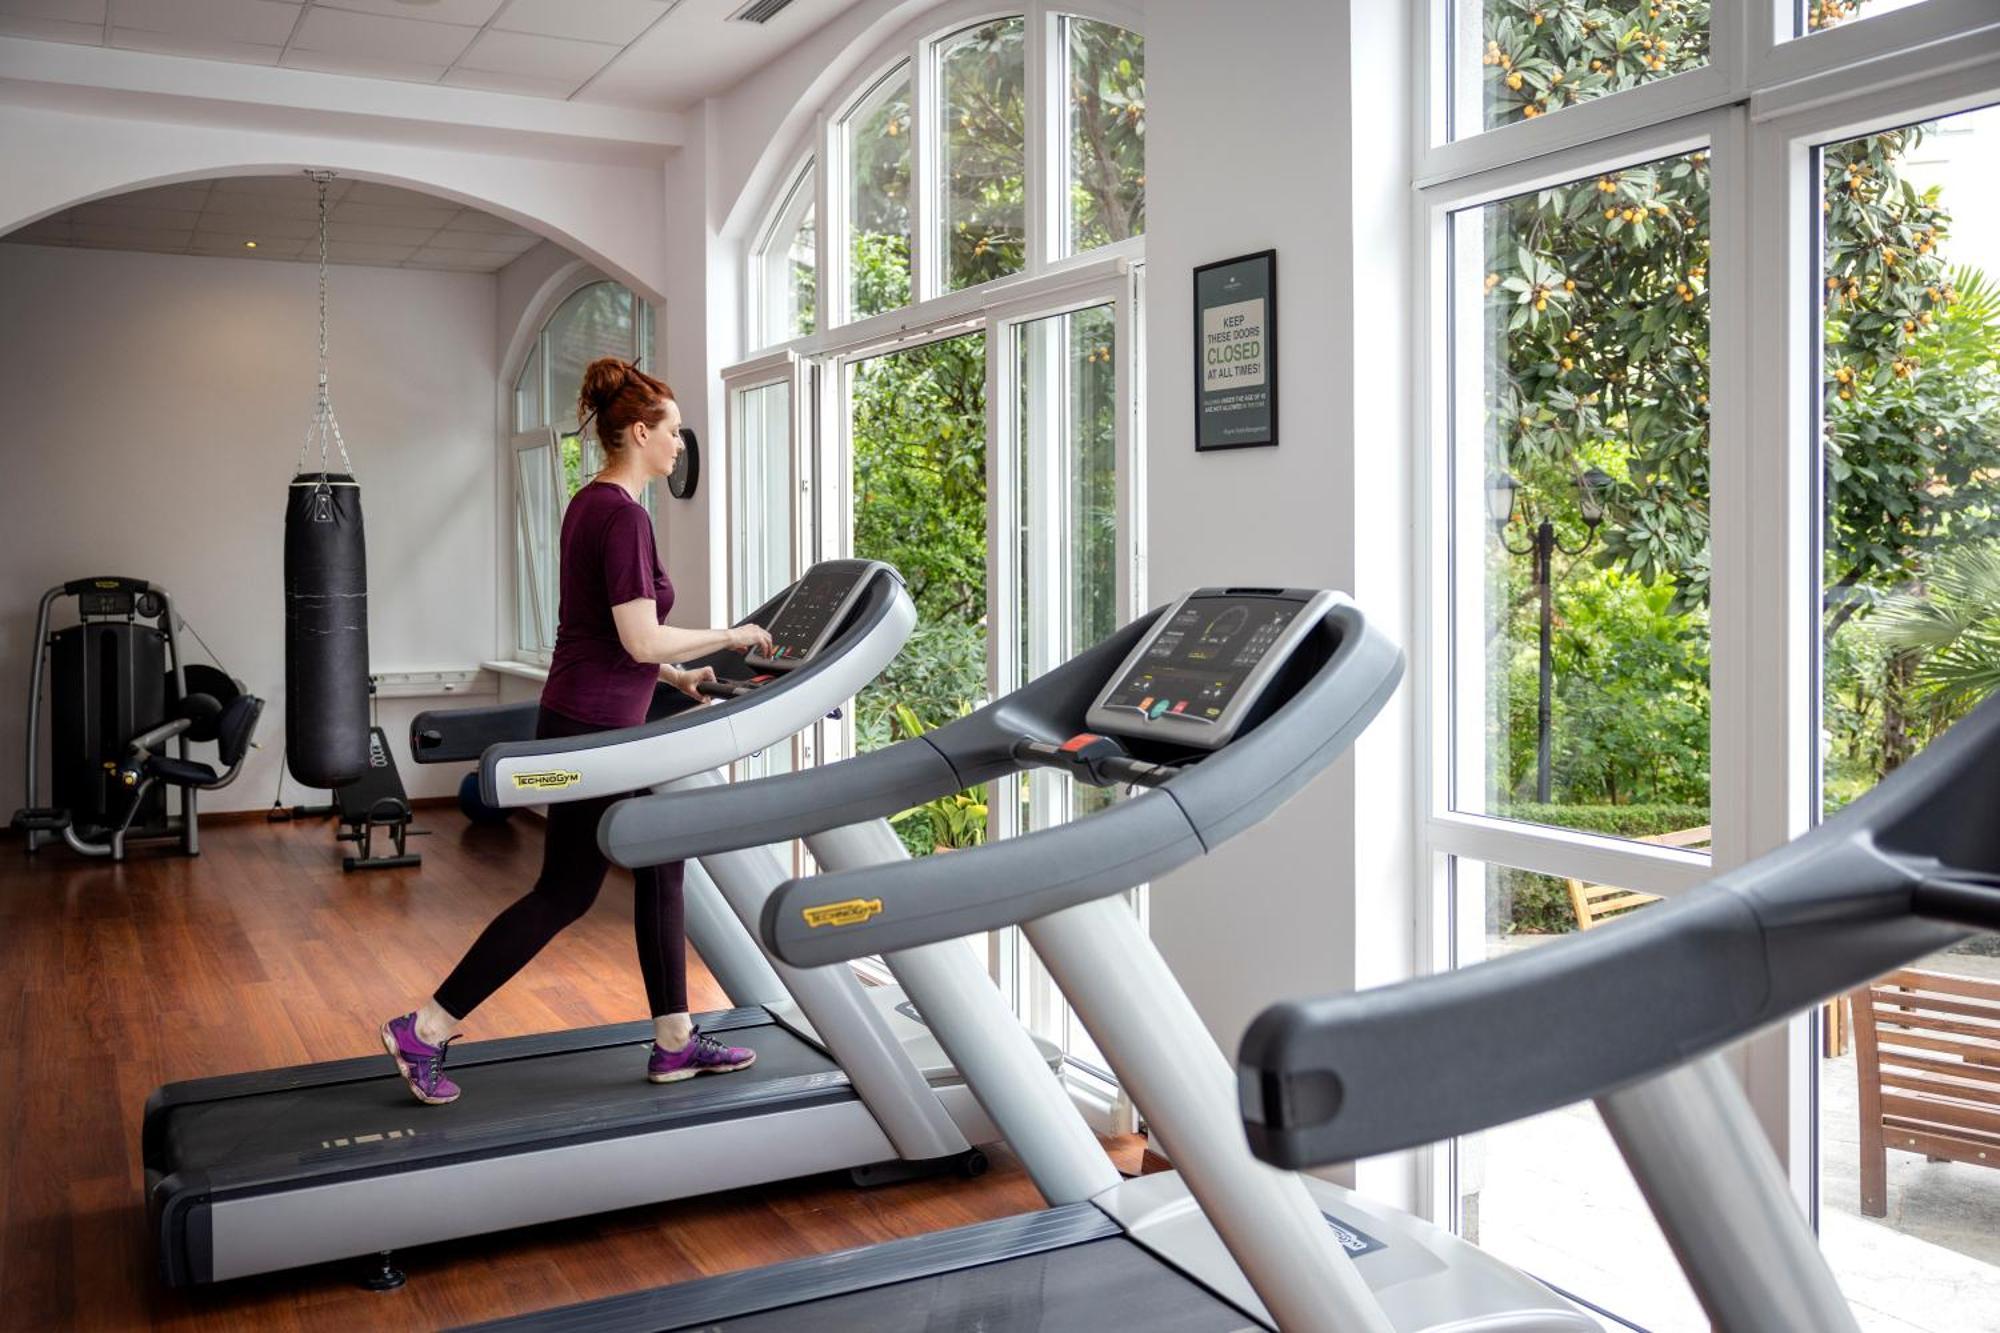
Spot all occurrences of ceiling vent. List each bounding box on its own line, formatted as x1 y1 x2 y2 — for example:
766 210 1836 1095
730 0 796 22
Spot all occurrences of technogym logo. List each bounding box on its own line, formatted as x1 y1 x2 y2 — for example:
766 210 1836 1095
802 898 883 929
511 770 582 791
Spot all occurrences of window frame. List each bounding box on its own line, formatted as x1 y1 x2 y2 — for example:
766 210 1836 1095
748 157 819 351
1416 0 2000 1277
502 274 655 666
744 0 1145 358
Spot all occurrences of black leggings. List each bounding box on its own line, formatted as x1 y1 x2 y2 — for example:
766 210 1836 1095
434 706 687 1020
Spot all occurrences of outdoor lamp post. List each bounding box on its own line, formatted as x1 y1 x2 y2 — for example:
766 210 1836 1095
1490 466 1613 804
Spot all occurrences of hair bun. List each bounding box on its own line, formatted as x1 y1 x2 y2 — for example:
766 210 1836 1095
578 357 631 420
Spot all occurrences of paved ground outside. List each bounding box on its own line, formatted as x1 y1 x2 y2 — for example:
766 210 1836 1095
1459 937 2000 1331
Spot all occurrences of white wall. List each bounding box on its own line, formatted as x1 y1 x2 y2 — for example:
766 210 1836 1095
1142 0 1418 1201
0 243 497 814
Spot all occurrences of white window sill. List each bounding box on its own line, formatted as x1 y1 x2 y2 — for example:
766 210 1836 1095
481 659 550 683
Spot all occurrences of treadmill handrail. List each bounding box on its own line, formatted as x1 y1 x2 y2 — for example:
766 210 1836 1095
747 598 1404 967
597 608 1173 867
458 562 911 809
1235 688 2000 1171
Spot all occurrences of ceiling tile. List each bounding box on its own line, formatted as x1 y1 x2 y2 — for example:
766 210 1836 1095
289 4 474 64
323 220 445 246
329 200 459 229
110 0 301 45
314 0 500 24
196 212 320 239
455 28 618 81
440 66 581 99
423 225 534 251
434 210 528 235
210 174 351 199
0 0 107 23
280 47 448 82
110 26 283 62
200 191 323 219
113 183 215 210
0 13 102 40
69 200 204 228
339 180 445 205
325 240 418 263
66 223 193 248
491 0 661 47
406 247 508 271
5 221 75 242
190 232 303 258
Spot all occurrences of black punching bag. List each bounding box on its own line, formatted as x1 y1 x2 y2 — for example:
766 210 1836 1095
285 473 370 788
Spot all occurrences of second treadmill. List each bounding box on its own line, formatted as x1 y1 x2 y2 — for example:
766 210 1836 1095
141 560 1072 1287
474 587 1593 1332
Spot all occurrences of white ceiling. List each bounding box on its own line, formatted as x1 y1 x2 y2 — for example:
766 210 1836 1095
0 0 859 109
1 173 545 271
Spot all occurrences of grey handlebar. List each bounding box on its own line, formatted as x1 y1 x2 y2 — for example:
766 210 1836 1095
1237 686 2000 1170
749 598 1405 966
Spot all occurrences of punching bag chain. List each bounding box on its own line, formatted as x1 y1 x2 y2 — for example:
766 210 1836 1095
296 169 354 479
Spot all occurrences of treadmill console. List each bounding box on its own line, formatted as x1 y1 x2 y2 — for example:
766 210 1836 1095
745 561 879 672
1086 588 1335 749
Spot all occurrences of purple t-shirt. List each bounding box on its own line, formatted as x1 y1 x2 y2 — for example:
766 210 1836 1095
541 482 673 729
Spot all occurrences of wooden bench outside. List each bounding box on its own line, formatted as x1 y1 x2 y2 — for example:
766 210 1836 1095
1562 824 1709 930
1850 967 2000 1217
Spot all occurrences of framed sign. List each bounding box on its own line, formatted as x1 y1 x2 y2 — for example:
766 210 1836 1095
1193 249 1278 451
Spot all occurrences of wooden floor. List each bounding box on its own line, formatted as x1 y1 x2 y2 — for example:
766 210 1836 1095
0 807 1141 1330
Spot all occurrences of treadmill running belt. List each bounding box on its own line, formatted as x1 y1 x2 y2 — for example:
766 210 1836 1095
156 1022 842 1189
714 1239 1255 1332
465 1207 1256 1332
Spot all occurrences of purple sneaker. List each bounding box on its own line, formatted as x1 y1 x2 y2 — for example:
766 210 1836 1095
381 1013 461 1105
648 1027 757 1083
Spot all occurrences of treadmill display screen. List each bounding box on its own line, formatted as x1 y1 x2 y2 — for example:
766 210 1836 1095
758 565 862 666
1101 595 1306 725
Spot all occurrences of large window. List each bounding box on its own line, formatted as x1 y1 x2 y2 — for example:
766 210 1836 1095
745 7 1144 354
845 63 914 320
1448 151 1713 840
938 18 1027 293
510 279 653 660
1812 101 2000 1312
1423 0 2000 1327
751 165 816 348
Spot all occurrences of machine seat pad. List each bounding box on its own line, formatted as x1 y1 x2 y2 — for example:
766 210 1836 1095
148 757 220 787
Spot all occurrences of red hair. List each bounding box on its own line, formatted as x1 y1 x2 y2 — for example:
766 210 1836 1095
578 357 674 451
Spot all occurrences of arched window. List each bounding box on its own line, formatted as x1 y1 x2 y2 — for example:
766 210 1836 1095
751 163 817 347
511 279 653 659
745 8 1144 352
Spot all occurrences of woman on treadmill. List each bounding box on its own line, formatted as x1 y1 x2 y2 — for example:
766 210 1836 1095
382 357 776 1106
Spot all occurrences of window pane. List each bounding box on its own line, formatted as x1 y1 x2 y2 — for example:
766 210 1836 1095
515 443 557 656
847 64 912 320
1452 0 1710 139
1064 18 1145 257
514 340 543 432
732 381 793 620
1447 857 1706 1330
1816 106 2000 1324
757 166 817 346
547 282 634 429
1013 303 1120 1072
1447 150 1712 840
1799 0 1941 37
559 430 587 500
939 18 1027 293
850 331 988 858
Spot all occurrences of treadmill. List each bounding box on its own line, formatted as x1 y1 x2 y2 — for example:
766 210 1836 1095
142 560 1086 1288
1239 681 2000 1331
473 588 1594 1332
